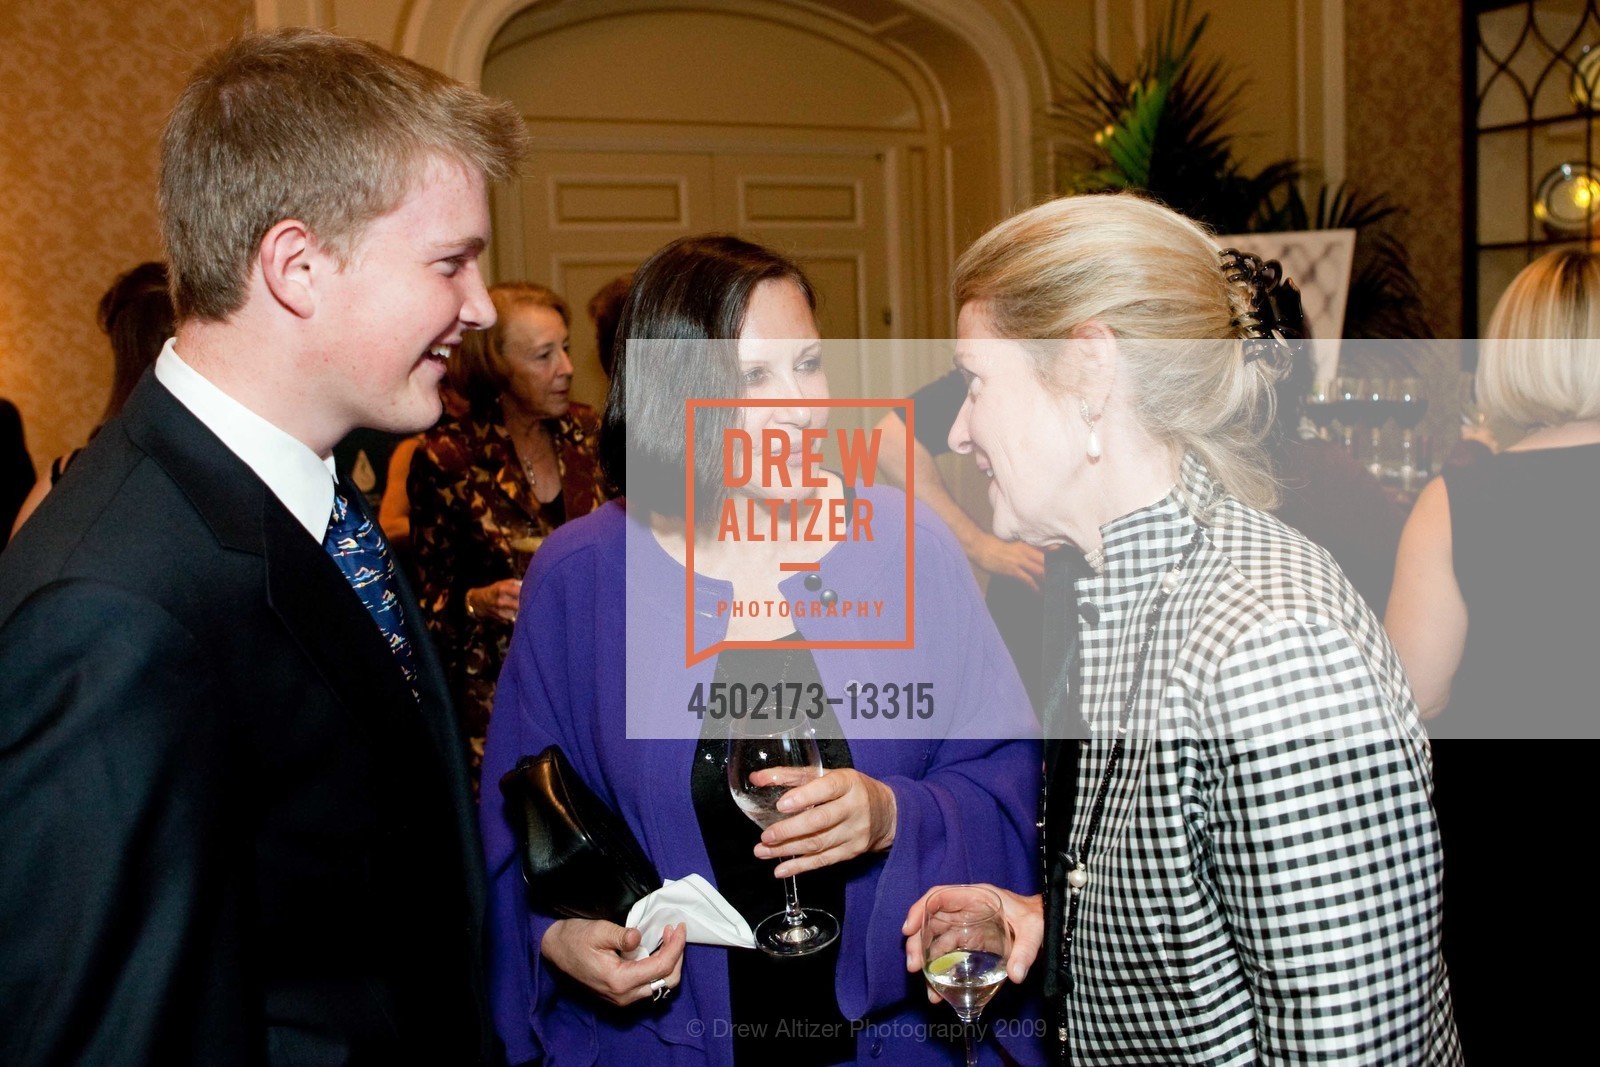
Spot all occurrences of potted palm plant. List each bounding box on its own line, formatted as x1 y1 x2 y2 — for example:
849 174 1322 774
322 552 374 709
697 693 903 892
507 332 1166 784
1059 1 1432 341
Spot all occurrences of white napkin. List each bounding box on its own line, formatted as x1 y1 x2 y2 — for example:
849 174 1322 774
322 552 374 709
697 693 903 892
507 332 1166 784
624 874 756 959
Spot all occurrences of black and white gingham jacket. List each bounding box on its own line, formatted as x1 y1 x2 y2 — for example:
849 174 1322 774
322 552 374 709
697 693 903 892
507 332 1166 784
1054 454 1461 1065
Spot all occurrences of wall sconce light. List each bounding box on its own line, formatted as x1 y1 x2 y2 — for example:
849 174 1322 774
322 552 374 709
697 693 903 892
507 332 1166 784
1534 161 1600 235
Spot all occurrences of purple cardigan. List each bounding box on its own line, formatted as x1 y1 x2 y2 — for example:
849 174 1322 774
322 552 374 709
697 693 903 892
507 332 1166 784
481 490 1042 1066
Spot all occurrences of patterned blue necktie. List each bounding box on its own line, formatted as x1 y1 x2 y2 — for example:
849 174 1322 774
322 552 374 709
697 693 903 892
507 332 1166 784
323 486 419 700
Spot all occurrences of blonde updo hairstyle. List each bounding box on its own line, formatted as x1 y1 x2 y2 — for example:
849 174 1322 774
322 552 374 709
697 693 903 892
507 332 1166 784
952 193 1282 509
1479 250 1600 430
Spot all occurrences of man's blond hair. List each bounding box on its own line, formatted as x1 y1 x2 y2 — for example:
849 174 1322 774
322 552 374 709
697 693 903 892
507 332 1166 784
159 28 527 321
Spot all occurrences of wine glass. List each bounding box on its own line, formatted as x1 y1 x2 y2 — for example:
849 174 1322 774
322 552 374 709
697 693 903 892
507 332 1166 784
1392 376 1429 430
502 514 545 576
1391 376 1430 488
1302 380 1335 440
1361 378 1392 479
920 885 1012 1067
1329 375 1367 455
726 718 840 957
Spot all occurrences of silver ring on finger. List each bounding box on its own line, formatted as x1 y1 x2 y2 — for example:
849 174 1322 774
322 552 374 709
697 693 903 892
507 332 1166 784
650 977 672 1002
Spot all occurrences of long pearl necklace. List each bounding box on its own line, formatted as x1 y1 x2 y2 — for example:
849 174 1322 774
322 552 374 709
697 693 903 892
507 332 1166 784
1055 526 1205 1000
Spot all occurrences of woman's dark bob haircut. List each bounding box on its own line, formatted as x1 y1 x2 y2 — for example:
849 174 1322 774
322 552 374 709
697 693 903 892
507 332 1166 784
600 234 815 516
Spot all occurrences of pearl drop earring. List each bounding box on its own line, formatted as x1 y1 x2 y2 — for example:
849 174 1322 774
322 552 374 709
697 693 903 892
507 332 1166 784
1079 398 1104 460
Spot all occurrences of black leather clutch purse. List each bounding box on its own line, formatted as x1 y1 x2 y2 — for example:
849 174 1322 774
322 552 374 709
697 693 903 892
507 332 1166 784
497 745 662 923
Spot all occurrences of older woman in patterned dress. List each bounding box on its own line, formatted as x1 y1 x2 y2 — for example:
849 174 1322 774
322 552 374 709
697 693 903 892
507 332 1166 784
409 282 607 783
904 194 1461 1065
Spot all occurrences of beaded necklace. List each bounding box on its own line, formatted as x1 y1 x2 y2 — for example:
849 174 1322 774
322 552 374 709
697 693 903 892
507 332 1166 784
1053 525 1206 1054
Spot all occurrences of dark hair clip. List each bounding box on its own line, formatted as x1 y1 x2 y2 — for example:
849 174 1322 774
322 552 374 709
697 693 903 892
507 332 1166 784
1218 248 1308 375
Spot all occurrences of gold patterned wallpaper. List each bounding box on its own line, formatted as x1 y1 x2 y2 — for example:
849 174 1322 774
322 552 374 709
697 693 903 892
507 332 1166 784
1345 0 1465 338
0 0 252 477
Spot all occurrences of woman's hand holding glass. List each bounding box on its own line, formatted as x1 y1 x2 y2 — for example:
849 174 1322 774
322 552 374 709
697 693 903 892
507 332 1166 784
465 578 523 624
727 722 841 955
750 767 898 877
912 886 1014 1067
540 917 687 1007
901 883 1044 993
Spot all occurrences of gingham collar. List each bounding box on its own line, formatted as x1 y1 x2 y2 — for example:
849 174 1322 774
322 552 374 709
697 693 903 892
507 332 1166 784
1088 451 1218 580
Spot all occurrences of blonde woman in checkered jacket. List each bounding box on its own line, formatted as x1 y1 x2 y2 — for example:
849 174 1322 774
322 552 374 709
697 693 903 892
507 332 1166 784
903 193 1461 1065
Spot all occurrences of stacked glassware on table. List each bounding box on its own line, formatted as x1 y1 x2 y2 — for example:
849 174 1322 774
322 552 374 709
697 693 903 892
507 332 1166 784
1303 376 1431 492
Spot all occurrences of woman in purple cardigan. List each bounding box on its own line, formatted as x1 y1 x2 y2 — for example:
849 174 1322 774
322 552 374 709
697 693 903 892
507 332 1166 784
480 236 1042 1067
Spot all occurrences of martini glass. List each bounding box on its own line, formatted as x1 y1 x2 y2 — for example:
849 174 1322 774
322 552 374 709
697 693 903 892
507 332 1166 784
921 885 1012 1067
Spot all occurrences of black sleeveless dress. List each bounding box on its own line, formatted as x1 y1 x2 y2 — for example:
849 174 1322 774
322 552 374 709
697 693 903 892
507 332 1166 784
1442 442 1600 732
1431 443 1599 1061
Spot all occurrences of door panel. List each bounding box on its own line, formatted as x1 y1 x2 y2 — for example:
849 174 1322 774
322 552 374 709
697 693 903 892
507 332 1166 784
714 151 891 346
516 150 714 410
509 147 893 420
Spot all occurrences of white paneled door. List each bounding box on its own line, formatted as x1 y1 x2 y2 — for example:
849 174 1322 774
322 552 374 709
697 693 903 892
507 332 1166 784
504 147 894 415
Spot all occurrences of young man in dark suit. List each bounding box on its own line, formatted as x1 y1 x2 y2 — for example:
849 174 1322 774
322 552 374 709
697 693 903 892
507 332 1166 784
0 28 526 1066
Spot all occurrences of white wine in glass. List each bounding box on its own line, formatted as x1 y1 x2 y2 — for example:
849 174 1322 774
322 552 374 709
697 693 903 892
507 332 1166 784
726 718 840 957
921 885 1012 1067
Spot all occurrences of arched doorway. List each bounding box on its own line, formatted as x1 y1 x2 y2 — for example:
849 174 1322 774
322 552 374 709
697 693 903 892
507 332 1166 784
483 0 985 410
405 0 1047 210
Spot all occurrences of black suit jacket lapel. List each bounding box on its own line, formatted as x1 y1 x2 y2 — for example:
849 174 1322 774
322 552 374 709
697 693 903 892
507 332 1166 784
128 376 476 815
386 540 494 1047
260 497 432 745
375 489 487 888
124 377 427 747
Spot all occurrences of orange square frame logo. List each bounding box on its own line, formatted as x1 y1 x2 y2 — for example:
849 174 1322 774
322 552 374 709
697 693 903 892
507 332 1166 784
683 398 916 667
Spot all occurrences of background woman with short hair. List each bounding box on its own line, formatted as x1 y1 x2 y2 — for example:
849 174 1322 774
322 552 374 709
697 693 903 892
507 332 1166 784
1386 250 1600 1062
